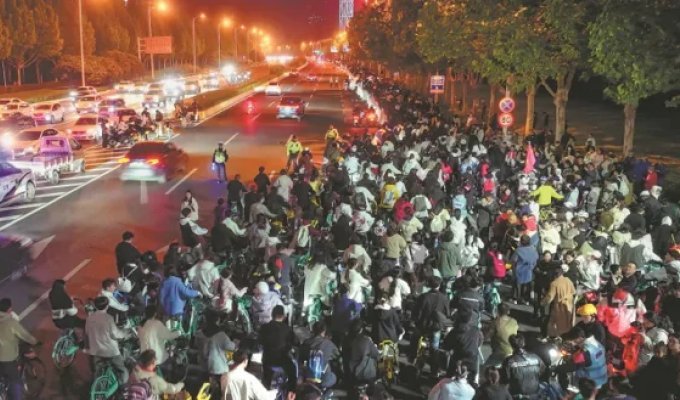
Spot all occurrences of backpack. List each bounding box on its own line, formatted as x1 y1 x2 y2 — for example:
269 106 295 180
305 349 327 383
122 379 153 400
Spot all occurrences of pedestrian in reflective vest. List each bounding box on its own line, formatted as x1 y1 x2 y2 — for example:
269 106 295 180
212 142 228 183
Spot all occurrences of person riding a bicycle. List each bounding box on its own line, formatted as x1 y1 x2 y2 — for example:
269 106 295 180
300 320 340 391
0 298 39 400
131 349 185 397
85 297 131 385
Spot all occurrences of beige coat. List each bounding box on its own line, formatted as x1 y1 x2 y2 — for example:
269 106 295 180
542 276 575 337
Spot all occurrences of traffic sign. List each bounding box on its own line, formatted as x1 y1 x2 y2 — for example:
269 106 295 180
498 112 514 127
498 96 515 113
139 36 173 55
430 75 445 94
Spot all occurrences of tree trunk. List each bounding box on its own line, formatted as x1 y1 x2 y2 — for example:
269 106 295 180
16 65 21 85
450 78 456 114
525 84 536 135
461 79 468 113
554 87 568 142
2 62 6 87
623 103 637 156
488 84 497 125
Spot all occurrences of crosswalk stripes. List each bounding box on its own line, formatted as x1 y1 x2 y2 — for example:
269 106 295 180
0 143 131 223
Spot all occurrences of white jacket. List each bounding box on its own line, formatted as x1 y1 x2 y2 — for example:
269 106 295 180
303 263 334 308
139 318 180 364
346 269 370 304
192 260 219 298
180 197 199 221
343 244 372 275
99 289 128 312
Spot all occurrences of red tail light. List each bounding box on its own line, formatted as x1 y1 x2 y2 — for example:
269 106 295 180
146 158 160 165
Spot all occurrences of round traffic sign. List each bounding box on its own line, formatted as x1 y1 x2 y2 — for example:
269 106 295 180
498 112 514 127
498 97 515 113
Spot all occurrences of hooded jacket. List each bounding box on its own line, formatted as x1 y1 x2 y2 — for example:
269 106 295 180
250 282 283 327
372 304 403 343
160 276 200 317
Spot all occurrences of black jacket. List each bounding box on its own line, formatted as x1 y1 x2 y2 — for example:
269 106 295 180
331 215 353 251
342 333 379 384
501 349 545 396
453 287 483 327
260 320 294 366
372 306 403 343
414 291 450 332
115 241 141 276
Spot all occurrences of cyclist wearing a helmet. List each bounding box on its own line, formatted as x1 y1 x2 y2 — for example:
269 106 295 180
573 303 606 345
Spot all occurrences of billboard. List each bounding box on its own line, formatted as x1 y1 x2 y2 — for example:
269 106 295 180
139 36 173 55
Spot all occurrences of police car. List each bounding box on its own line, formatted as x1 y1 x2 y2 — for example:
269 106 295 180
0 159 36 205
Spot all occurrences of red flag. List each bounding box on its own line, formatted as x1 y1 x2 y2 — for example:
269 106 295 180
524 143 536 173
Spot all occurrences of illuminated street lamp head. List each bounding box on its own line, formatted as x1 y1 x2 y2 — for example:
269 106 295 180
156 0 168 12
251 27 258 34
222 18 232 28
199 13 207 20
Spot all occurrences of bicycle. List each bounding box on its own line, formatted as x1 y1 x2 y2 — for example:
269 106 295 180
413 335 428 380
51 328 80 369
89 359 119 400
0 345 45 399
233 295 253 335
306 294 324 329
379 340 399 386
163 336 190 384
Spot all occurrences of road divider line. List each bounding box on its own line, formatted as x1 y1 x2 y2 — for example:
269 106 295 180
250 113 261 121
35 183 84 190
19 259 92 321
0 215 17 222
165 168 198 195
140 180 148 204
60 174 102 181
0 203 43 212
0 165 121 232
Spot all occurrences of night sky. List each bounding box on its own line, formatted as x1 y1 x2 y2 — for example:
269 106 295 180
180 0 339 43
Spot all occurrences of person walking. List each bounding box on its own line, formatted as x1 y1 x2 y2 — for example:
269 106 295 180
212 142 229 183
542 266 576 337
0 298 39 400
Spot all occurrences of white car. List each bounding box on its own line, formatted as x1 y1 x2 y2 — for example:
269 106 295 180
0 102 32 120
97 98 126 119
264 82 282 96
70 86 97 100
75 95 101 114
7 128 61 157
0 161 36 205
33 102 65 124
0 98 24 111
115 81 135 93
68 115 104 141
135 82 150 94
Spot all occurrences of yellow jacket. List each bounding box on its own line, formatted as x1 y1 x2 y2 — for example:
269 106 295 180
325 129 338 141
286 140 302 155
531 185 564 206
380 184 400 209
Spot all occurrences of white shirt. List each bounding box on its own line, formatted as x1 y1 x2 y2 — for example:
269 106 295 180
180 197 199 221
273 175 293 202
223 217 246 237
99 289 128 312
303 263 334 307
346 269 370 304
343 244 372 275
223 365 275 400
353 210 375 234
192 260 220 298
139 319 180 364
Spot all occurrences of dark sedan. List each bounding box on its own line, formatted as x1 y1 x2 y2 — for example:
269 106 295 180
118 141 188 183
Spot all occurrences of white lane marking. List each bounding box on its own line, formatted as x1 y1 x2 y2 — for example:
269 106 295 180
0 165 121 232
140 180 148 204
250 113 261 121
165 168 198 195
224 132 239 145
18 259 92 321
36 183 84 190
0 215 17 222
0 203 43 212
35 192 67 198
88 165 116 172
268 100 276 107
167 133 179 141
60 174 104 181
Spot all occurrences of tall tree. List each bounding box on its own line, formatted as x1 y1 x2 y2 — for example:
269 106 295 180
588 0 680 156
31 0 63 80
6 1 36 84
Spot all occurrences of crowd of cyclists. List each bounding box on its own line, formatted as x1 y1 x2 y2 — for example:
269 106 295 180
0 64 673 400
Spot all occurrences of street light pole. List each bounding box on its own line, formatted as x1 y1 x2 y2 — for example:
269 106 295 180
78 0 85 86
234 28 238 61
192 17 197 73
147 3 154 79
217 25 221 68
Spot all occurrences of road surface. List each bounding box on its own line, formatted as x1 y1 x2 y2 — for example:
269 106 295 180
2 62 355 399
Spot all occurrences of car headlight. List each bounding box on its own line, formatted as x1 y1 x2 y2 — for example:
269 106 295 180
0 134 12 148
45 114 52 121
69 91 77 97
108 106 115 113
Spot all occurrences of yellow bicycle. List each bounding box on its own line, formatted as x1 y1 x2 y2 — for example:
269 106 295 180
379 340 399 386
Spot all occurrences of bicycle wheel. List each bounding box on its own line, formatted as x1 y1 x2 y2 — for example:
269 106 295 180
52 334 78 369
90 373 118 400
22 358 46 398
166 351 189 383
236 308 252 335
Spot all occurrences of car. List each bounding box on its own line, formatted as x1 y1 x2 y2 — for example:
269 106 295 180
32 102 65 124
142 89 168 108
75 95 101 114
277 96 306 121
184 80 201 95
69 86 97 100
0 233 34 285
264 82 282 96
118 141 188 183
6 128 61 157
115 80 135 93
306 74 318 82
199 73 220 90
0 98 24 111
135 82 150 94
68 115 104 141
288 71 299 78
111 108 138 123
0 161 36 205
0 101 32 120
0 114 36 131
97 98 126 118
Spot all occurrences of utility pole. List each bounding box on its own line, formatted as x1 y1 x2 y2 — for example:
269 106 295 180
147 3 155 79
78 0 86 86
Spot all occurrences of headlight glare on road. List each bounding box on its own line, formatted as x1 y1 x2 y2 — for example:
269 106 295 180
0 133 12 148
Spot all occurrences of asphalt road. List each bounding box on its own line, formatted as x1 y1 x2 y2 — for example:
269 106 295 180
1 62 351 399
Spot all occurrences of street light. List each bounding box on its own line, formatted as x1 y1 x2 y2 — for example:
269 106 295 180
78 0 85 86
192 13 207 73
218 17 232 68
147 0 169 80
